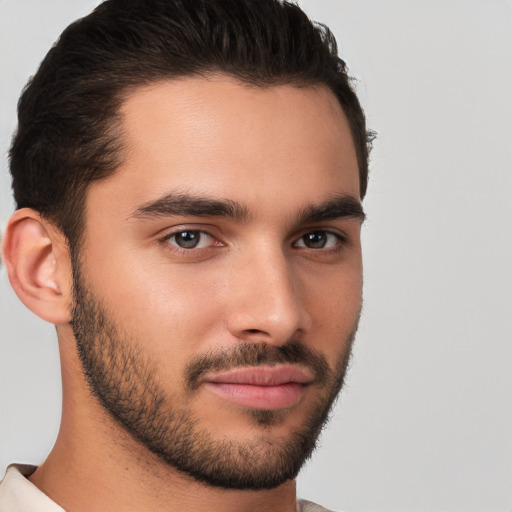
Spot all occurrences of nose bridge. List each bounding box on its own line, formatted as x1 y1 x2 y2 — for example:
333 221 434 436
227 242 308 343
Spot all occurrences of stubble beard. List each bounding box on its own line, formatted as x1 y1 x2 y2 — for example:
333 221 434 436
70 264 358 490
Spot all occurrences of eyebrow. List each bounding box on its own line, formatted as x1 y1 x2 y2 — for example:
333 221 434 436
131 192 249 221
131 192 365 224
296 195 366 224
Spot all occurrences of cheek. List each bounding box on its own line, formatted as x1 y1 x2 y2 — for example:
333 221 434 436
86 262 228 389
302 265 362 359
84 248 226 355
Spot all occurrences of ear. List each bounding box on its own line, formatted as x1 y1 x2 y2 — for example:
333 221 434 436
1 208 73 325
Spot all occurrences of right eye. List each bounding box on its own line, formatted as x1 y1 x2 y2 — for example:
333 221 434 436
164 230 216 250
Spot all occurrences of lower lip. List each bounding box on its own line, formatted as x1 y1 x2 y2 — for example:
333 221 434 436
205 382 307 410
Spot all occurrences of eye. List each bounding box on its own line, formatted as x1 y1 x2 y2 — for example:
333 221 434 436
165 230 215 249
294 230 343 249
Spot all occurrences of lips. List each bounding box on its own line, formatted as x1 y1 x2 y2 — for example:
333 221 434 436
203 365 314 410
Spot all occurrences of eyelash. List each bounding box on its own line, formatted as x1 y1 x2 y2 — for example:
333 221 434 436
158 230 221 252
158 228 347 254
293 230 347 251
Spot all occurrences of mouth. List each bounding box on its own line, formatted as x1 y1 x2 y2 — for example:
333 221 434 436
203 365 314 410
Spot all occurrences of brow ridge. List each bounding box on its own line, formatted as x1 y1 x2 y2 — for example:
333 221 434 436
296 195 366 225
131 192 365 225
131 193 249 221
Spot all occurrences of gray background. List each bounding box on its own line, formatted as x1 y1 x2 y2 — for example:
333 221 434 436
1 1 511 511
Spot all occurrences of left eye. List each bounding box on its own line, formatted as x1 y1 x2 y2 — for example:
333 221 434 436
166 230 214 249
294 231 341 249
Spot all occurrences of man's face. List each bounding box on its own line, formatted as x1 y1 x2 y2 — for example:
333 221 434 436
71 76 364 489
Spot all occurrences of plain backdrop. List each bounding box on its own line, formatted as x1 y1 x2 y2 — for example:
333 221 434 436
1 1 511 511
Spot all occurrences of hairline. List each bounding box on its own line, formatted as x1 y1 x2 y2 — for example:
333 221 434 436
56 71 362 257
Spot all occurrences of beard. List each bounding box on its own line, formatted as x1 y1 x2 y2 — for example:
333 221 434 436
70 264 358 490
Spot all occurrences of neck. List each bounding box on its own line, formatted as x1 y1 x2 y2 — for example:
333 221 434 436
29 331 298 512
30 398 298 512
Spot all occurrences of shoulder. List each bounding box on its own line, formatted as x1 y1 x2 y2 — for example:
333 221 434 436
0 465 64 512
298 498 339 512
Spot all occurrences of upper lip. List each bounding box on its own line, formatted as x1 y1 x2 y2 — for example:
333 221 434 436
204 365 314 386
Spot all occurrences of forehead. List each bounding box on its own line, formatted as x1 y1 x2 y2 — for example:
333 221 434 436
88 76 360 218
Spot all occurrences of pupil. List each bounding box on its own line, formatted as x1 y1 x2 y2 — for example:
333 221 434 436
176 231 199 248
305 232 326 248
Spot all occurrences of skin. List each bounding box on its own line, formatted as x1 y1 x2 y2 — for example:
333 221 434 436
2 75 363 512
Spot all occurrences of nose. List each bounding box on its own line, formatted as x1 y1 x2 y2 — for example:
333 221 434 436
225 245 311 345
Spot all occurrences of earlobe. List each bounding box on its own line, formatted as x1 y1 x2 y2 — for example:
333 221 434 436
1 208 73 325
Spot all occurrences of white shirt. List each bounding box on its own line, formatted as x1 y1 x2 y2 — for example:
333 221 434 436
0 465 64 512
0 464 334 512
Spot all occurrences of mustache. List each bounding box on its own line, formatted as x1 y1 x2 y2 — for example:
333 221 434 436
185 340 332 391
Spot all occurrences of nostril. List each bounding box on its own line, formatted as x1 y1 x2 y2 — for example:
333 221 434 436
244 328 270 336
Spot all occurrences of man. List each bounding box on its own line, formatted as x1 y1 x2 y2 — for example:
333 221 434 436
0 0 371 510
